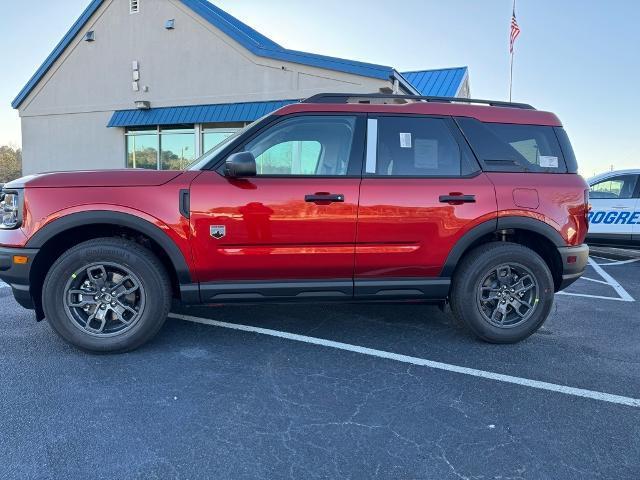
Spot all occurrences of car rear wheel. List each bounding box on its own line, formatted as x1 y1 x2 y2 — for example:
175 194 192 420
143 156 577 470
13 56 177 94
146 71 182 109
42 238 171 353
450 242 555 343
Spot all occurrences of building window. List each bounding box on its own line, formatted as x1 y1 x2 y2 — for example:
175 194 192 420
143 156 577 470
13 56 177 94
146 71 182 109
130 0 139 14
160 127 195 170
126 128 158 170
202 123 245 153
126 125 195 170
125 123 247 169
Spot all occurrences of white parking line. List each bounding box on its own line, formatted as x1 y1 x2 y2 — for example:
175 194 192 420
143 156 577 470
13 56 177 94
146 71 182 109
578 276 610 285
169 313 640 409
587 257 634 301
557 292 632 302
599 259 640 267
589 255 618 262
558 257 635 302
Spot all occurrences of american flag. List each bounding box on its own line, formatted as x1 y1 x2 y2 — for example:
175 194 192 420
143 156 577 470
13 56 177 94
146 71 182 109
510 6 521 54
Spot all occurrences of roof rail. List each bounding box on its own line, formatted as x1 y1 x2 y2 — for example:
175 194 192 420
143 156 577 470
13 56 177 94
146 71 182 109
302 93 535 110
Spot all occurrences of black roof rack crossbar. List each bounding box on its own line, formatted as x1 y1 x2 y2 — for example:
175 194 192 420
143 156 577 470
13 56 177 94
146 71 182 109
302 93 535 110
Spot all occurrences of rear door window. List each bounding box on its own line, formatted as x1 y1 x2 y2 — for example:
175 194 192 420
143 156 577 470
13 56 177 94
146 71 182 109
456 117 568 173
370 116 478 177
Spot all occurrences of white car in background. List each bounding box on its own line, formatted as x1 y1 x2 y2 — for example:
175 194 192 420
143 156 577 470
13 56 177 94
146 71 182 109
587 169 640 247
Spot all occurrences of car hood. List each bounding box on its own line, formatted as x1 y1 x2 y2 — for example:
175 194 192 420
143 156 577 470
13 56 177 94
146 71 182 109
4 170 184 189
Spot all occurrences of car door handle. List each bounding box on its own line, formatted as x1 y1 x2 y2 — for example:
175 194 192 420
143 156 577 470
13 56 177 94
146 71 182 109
305 193 345 203
439 194 476 204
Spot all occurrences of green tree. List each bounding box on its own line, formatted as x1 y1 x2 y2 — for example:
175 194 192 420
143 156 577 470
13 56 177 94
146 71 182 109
128 147 158 170
0 146 22 183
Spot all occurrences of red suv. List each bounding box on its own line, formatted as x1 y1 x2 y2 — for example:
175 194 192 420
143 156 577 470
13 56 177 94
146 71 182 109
0 94 589 352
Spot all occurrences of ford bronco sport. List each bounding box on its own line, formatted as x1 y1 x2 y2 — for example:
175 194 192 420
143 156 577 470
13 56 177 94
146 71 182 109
0 94 590 352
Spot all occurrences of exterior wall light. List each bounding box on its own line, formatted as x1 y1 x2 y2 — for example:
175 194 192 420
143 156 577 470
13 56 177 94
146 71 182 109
84 31 95 42
135 101 151 110
165 19 175 30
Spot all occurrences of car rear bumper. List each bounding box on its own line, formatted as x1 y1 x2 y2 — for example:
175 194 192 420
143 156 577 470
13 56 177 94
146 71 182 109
0 246 38 310
557 244 589 291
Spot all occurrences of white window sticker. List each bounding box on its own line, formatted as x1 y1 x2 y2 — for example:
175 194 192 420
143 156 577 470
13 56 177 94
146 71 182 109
539 156 559 168
399 132 412 149
414 139 439 169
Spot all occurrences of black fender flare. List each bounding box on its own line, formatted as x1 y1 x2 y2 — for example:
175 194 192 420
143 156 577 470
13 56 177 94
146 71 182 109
26 211 192 284
441 216 565 277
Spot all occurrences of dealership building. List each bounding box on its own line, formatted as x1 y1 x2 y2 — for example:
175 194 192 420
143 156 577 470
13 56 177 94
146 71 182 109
13 0 470 175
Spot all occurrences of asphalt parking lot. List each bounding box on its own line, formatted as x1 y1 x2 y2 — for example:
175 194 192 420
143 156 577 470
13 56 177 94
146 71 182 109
1 250 639 479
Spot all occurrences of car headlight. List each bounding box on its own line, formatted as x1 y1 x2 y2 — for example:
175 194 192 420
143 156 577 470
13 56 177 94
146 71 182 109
0 190 22 229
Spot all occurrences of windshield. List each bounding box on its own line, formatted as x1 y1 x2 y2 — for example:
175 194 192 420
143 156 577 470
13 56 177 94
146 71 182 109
187 116 266 170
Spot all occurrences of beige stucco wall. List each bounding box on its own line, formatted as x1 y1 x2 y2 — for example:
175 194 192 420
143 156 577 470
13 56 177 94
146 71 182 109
20 0 389 116
19 0 392 173
457 75 471 98
21 112 125 175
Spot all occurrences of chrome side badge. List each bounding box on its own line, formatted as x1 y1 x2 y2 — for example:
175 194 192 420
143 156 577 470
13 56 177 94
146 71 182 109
210 225 226 239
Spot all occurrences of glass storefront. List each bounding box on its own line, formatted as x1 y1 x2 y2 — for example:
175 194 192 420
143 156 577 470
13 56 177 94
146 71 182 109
126 129 159 170
160 127 195 170
126 123 245 170
202 123 245 154
202 130 234 154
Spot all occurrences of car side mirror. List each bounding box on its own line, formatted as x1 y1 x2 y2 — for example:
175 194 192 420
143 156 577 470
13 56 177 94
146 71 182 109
224 152 257 178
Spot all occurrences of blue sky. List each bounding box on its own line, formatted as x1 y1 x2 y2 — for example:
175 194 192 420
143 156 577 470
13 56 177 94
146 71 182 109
0 0 638 176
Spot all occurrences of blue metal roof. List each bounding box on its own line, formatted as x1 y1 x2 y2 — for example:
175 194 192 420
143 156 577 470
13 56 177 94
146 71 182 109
107 99 297 127
181 0 282 51
400 67 468 97
178 0 394 80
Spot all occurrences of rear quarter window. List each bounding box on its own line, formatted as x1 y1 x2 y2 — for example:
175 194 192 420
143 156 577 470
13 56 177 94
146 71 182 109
456 117 571 173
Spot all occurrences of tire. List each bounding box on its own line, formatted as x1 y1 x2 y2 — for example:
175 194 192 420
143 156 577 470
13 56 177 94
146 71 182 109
450 242 555 344
42 237 171 353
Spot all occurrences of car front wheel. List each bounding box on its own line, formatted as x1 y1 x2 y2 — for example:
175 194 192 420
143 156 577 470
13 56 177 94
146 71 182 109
42 238 171 353
450 242 555 343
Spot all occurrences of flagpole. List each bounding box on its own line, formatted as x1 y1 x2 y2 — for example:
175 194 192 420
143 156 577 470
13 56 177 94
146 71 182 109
509 44 514 102
509 0 516 102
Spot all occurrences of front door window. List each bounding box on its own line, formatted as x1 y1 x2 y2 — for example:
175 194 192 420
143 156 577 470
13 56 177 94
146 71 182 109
244 116 358 176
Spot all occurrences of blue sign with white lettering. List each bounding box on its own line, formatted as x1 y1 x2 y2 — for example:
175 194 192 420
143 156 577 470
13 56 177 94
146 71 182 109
588 211 640 225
